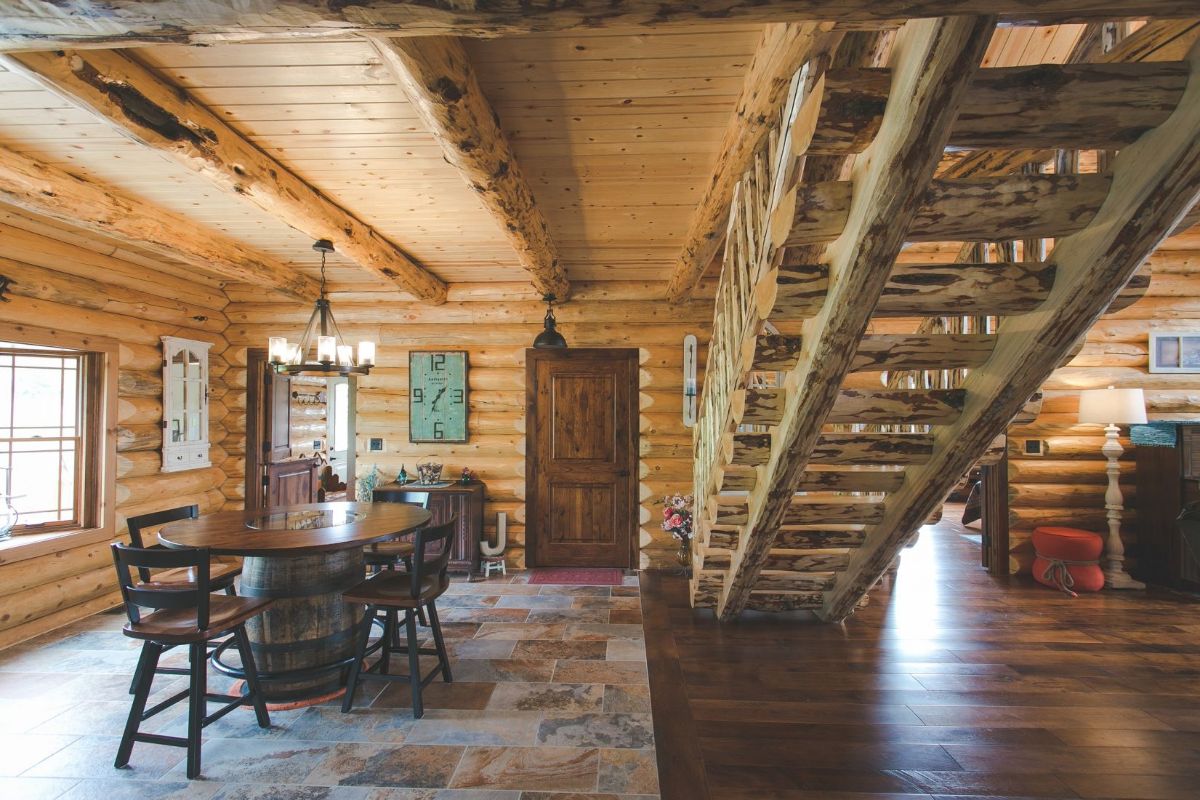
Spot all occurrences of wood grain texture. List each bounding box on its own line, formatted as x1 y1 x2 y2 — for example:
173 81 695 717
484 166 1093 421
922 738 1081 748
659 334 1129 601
4 48 448 302
0 0 1189 51
373 36 568 298
666 22 834 302
644 519 1200 800
717 17 996 619
823 36 1200 622
0 147 317 300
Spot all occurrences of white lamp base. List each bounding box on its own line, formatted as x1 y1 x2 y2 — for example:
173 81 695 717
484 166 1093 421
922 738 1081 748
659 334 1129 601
1099 423 1145 591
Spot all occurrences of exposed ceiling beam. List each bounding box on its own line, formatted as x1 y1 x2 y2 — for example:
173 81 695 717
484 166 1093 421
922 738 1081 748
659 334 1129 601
665 22 838 303
371 36 569 300
0 1 1192 51
0 146 320 301
716 15 996 620
823 34 1200 622
1 48 449 303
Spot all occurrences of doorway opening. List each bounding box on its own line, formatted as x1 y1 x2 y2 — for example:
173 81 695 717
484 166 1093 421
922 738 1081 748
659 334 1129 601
245 349 357 511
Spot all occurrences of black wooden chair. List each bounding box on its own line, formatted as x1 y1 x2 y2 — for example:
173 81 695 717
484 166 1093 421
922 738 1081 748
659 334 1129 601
363 492 431 573
127 506 242 594
341 517 455 718
111 543 271 779
126 506 242 691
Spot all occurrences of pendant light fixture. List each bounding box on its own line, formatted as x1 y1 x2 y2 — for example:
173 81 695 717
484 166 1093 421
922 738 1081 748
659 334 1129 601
532 293 567 349
268 239 376 376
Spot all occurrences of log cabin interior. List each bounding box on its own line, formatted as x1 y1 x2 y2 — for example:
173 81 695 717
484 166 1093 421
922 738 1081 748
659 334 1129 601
1 3 1200 798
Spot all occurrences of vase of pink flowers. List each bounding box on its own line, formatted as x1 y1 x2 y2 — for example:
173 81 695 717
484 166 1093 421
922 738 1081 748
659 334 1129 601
662 494 694 575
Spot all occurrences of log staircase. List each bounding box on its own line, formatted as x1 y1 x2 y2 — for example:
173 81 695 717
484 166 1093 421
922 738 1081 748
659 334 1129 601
689 18 1200 621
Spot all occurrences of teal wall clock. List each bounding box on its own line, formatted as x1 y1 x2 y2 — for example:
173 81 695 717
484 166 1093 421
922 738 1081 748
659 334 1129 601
409 350 469 443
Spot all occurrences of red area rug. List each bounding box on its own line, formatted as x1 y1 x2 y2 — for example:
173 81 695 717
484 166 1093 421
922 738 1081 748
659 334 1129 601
527 568 624 586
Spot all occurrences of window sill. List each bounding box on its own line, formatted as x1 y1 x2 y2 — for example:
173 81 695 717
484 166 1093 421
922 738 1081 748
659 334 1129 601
0 526 114 566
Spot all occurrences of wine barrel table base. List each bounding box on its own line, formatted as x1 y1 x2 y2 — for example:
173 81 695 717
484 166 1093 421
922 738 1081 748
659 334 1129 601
159 502 431 702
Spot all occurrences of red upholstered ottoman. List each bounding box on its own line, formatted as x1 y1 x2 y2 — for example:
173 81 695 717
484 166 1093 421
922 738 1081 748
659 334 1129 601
1033 526 1104 596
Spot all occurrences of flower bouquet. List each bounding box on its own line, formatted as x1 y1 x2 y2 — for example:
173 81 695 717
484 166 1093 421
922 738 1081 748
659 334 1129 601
661 494 694 574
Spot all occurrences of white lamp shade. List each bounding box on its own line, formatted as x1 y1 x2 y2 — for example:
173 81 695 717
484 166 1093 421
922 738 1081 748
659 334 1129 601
1078 386 1147 425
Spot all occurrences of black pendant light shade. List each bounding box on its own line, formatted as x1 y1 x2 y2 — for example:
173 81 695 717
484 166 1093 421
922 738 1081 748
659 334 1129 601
533 293 567 349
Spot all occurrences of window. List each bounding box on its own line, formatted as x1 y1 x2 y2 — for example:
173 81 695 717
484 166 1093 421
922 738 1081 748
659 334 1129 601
0 341 100 534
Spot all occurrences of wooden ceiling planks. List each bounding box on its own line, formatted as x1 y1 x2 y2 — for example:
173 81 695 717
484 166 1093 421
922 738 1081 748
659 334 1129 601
465 24 764 288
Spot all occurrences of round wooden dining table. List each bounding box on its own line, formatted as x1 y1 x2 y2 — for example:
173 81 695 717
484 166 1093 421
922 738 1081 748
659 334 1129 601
159 501 431 701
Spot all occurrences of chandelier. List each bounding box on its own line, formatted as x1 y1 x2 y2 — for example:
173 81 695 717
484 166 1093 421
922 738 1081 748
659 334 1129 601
267 239 376 376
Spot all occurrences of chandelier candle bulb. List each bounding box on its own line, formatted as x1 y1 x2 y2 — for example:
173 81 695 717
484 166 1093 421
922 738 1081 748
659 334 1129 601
317 335 336 364
337 345 353 366
268 337 288 364
358 341 375 367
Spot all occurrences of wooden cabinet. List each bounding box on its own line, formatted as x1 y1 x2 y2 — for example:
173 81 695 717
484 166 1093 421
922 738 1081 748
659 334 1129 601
161 336 211 472
1136 424 1200 590
373 482 484 574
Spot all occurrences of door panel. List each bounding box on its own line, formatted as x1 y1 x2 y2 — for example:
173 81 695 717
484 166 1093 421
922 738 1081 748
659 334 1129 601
268 459 317 507
527 349 637 568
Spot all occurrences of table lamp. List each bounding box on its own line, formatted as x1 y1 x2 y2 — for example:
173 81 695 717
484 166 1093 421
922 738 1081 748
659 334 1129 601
1077 386 1147 589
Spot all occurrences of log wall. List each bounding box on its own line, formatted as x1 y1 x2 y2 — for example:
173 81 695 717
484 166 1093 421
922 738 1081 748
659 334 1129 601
223 288 712 569
0 218 236 647
1007 244 1200 573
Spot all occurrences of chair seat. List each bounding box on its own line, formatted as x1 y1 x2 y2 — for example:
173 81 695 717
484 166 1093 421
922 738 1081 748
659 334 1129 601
343 571 448 607
123 596 271 643
136 559 241 590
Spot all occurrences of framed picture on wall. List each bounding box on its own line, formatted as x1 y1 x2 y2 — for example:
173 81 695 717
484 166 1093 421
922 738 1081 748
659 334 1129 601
1150 332 1200 373
409 350 469 443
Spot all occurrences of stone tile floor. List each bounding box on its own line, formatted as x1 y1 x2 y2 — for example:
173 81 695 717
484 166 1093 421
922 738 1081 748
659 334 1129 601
0 572 659 800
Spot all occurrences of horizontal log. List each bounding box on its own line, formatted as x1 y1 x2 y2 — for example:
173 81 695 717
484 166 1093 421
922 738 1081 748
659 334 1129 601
784 174 1111 245
118 369 163 398
1010 506 1137 533
875 261 1053 316
795 468 905 493
0 538 116 595
751 334 805 372
774 528 868 548
116 466 225 508
117 450 161 480
1006 435 1132 460
827 388 965 425
1009 481 1134 509
0 563 115 633
784 499 886 525
117 424 159 453
730 433 773 467
784 180 854 246
809 433 935 466
0 256 226 332
745 592 825 612
773 259 1054 319
851 334 996 372
0 0 1189 52
1007 458 1134 485
811 62 1191 154
753 571 840 594
229 300 712 326
117 396 162 426
0 589 120 650
762 551 850 572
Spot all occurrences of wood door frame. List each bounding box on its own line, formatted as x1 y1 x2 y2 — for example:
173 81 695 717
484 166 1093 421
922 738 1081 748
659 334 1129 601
245 347 269 511
524 347 640 569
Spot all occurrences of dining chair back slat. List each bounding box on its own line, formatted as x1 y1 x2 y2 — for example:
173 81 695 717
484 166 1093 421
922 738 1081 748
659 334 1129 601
112 544 211 629
410 518 456 598
126 505 200 583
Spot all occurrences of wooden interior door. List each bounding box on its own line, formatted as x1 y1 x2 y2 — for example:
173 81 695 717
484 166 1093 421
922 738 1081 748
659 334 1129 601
247 350 318 509
526 348 638 568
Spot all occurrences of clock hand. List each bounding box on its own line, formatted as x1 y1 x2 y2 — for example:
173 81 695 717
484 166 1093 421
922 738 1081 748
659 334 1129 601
431 386 448 410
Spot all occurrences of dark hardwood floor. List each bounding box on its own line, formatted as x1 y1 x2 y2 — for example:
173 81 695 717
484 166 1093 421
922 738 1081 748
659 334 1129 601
643 506 1200 800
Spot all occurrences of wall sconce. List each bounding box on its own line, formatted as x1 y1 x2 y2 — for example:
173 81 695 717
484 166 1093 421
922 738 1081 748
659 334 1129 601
683 334 698 428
